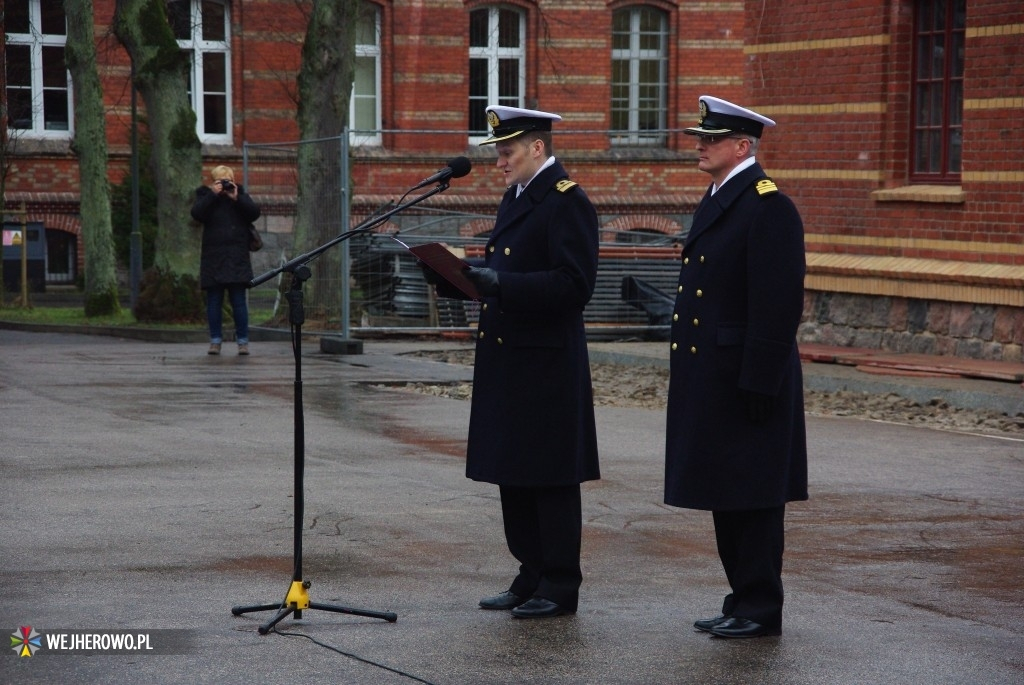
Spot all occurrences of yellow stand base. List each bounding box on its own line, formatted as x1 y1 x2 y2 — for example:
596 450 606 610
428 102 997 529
233 577 396 635
284 580 311 611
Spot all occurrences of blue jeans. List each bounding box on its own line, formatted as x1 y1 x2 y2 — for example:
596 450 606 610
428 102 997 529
206 284 249 344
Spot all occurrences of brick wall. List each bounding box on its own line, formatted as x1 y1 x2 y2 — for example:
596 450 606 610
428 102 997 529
4 1 1021 359
744 0 1023 360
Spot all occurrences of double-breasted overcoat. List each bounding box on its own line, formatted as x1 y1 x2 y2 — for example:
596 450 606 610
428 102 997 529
665 162 808 511
465 160 600 487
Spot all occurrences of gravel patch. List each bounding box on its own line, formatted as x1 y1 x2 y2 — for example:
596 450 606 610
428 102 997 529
386 349 1024 438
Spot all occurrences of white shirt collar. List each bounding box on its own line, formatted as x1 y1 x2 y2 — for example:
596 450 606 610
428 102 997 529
711 156 756 195
516 156 557 197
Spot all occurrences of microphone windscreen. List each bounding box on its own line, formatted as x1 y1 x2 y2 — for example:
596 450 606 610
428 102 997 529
447 156 472 179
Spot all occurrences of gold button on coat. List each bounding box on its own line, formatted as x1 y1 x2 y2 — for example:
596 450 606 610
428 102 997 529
690 346 697 354
504 247 511 255
673 314 679 321
696 289 703 297
671 343 678 351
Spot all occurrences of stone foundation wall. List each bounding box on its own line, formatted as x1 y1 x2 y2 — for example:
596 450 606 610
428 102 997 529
799 292 1024 363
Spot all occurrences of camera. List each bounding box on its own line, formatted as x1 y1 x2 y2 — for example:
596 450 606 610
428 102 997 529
220 180 235 191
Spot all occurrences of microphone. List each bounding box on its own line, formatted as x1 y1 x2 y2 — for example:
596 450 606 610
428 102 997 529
412 156 472 190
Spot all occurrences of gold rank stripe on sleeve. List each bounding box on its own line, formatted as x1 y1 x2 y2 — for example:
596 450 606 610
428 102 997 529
555 179 578 193
755 178 778 196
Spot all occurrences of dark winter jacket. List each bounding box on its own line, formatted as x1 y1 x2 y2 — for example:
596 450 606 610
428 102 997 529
191 185 261 289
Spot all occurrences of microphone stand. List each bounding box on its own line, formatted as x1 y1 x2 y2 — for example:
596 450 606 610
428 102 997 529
231 180 451 635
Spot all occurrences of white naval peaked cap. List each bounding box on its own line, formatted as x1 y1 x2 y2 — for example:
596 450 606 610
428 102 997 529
683 95 776 138
480 105 562 145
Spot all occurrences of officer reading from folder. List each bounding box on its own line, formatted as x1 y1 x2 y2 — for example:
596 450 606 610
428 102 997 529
424 105 600 618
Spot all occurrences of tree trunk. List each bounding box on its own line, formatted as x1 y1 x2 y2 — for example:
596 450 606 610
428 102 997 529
65 0 121 316
294 0 361 321
112 0 202 279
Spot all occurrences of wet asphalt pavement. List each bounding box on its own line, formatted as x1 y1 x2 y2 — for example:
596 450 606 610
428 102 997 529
1 330 1022 684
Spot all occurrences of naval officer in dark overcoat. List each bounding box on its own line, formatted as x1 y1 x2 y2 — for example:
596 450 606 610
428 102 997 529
665 96 808 638
429 105 600 618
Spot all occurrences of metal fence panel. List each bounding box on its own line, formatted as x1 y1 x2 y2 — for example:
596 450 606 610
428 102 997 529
243 134 685 340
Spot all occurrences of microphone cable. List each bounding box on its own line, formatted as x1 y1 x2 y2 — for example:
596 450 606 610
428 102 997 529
270 626 439 685
259 557 438 684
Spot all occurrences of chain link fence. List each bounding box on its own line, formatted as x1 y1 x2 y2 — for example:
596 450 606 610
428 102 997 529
242 132 689 341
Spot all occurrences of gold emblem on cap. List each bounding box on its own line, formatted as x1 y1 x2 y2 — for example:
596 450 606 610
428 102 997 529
487 110 500 128
698 100 708 124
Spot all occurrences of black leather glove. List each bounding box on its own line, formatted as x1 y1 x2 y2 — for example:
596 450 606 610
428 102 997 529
418 260 440 285
741 389 776 423
464 266 500 297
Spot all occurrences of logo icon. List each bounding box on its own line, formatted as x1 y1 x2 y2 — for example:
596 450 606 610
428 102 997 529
11 627 43 657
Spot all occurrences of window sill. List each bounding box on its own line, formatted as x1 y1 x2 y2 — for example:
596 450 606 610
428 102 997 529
870 185 965 204
3 137 73 155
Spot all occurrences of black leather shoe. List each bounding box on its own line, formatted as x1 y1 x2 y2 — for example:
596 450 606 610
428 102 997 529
511 598 569 619
478 591 526 610
693 614 729 632
708 617 781 638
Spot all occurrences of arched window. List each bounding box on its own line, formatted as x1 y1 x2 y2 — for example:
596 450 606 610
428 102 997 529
616 228 671 245
611 6 668 146
469 6 526 144
168 0 232 143
4 0 72 137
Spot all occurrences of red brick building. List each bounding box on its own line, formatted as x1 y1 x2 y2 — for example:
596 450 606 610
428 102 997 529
3 1 1022 359
749 0 1024 361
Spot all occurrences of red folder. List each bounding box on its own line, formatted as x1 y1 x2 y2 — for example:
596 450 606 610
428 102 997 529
402 241 481 300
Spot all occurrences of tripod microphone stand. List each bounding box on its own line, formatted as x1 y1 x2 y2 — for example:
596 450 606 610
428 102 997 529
231 181 451 635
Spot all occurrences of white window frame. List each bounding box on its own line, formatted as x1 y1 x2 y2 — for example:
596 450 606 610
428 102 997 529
4 0 73 139
611 6 668 146
172 0 233 144
350 4 382 146
468 6 526 145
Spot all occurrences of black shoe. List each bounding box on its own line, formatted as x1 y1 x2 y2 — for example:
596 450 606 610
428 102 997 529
693 614 729 633
708 617 781 638
479 591 526 610
511 597 570 619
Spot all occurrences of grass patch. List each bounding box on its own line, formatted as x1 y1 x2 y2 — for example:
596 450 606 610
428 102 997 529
0 305 278 328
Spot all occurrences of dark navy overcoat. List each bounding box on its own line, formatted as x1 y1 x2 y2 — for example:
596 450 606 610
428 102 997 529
465 160 601 487
191 185 261 289
665 162 808 511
